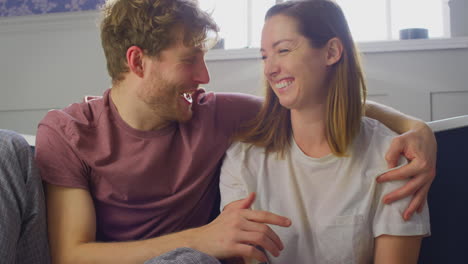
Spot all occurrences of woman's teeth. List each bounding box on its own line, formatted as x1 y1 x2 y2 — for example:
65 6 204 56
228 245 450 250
275 80 293 89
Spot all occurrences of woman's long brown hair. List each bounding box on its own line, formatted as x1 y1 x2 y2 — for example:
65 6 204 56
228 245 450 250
235 0 367 158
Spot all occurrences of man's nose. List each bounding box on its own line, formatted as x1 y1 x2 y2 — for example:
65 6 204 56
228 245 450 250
194 59 210 84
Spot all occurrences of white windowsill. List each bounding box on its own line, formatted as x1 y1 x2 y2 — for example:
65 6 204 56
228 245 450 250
206 37 468 61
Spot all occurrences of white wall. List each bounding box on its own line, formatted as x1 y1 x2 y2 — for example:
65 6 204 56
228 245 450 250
0 11 110 135
1 1 468 135
205 46 468 122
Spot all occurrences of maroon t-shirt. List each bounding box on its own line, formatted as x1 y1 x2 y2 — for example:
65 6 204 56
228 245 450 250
35 89 261 242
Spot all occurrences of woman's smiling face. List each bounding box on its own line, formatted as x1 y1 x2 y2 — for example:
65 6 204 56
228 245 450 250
261 14 330 111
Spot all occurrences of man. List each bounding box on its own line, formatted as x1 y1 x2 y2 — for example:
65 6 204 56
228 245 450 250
0 130 50 264
35 0 436 263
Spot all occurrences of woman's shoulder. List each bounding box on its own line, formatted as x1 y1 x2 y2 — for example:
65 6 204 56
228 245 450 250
359 117 398 149
226 141 267 161
356 117 407 177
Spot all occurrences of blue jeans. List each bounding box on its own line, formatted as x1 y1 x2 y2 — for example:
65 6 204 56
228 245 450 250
144 248 221 264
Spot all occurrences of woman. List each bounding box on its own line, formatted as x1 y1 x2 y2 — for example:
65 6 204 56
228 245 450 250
219 1 430 263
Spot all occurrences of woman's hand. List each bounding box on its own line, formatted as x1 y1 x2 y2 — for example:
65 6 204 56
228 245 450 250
376 122 437 220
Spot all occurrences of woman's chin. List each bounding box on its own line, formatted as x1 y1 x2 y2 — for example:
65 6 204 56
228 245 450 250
278 98 296 110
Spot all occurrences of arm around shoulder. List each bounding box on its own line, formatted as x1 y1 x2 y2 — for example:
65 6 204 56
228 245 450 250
364 100 425 134
365 101 436 219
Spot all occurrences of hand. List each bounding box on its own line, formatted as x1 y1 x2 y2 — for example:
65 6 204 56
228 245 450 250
192 193 291 262
191 87 206 112
376 122 437 221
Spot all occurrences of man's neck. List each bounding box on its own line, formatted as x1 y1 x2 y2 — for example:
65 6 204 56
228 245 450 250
110 85 172 131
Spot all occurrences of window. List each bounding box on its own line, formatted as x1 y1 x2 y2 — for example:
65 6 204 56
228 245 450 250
199 0 279 49
336 0 450 41
199 0 450 49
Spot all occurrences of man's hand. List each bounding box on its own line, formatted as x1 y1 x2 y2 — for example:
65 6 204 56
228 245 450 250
192 193 291 262
376 122 437 221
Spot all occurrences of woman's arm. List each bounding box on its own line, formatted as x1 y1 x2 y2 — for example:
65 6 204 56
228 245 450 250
364 100 437 220
374 235 423 264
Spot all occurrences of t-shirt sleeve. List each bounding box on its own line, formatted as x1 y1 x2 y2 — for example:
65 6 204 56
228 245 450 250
35 115 90 190
372 157 431 238
219 142 250 211
214 93 263 136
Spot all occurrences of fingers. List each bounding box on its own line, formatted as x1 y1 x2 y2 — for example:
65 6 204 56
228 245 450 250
242 209 291 228
240 219 284 254
385 137 405 169
417 197 426 213
237 232 280 258
191 88 207 111
237 193 256 210
377 159 427 182
235 209 290 256
221 218 280 260
224 193 256 211
221 209 290 259
402 183 431 220
382 173 427 204
402 193 421 221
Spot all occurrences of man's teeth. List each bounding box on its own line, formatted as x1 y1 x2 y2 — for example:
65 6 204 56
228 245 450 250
181 92 193 103
275 80 293 89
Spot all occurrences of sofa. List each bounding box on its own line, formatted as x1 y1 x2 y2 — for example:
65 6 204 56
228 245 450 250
418 115 468 263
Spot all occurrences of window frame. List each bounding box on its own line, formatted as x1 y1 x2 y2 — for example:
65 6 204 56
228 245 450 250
206 37 468 61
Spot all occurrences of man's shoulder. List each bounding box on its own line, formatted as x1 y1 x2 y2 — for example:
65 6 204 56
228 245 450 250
210 92 262 120
191 91 262 135
197 91 261 107
39 92 108 134
212 92 263 107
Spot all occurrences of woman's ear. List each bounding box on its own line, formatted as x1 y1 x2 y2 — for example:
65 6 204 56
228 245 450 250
325 37 343 66
126 46 145 78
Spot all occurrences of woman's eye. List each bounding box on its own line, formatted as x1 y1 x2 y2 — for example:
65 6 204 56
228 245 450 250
279 49 289 53
261 55 267 60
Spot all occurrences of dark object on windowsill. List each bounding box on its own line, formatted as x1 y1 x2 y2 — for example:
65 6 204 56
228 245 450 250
399 28 429 40
213 38 225 49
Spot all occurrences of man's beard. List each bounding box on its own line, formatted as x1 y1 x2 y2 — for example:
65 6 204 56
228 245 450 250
137 77 195 123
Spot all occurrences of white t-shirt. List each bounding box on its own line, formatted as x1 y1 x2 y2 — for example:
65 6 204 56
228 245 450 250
219 117 430 264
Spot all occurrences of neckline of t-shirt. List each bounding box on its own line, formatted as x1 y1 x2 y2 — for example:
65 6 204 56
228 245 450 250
106 89 177 138
290 136 338 165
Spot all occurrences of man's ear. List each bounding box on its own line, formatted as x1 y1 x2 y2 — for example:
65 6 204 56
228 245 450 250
126 46 145 78
325 37 343 66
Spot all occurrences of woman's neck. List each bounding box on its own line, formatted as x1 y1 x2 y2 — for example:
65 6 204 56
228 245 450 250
290 104 331 158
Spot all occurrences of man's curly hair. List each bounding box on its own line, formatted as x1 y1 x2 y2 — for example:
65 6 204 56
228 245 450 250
100 0 218 84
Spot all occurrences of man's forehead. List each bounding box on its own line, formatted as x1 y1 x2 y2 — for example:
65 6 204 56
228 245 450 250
169 25 207 53
179 45 204 56
157 40 203 60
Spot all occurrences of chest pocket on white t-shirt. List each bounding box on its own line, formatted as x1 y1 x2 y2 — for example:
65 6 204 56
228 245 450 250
315 214 372 264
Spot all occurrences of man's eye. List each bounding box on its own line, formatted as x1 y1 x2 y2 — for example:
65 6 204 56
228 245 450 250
183 58 196 64
261 55 267 60
279 49 289 53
